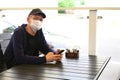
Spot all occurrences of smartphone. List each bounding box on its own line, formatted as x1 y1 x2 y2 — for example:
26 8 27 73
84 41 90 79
58 50 64 54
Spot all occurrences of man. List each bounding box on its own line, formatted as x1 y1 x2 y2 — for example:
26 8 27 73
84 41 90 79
4 8 62 69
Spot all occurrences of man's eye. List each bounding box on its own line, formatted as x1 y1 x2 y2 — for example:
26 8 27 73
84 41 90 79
33 18 42 21
34 18 39 20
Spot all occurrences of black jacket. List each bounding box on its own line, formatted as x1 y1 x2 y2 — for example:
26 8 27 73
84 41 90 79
4 24 54 68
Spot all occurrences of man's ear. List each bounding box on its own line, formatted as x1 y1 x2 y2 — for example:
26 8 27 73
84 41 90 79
27 17 29 23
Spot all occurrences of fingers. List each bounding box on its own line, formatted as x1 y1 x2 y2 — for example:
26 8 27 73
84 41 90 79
46 52 63 62
56 49 61 54
54 54 63 61
46 52 54 62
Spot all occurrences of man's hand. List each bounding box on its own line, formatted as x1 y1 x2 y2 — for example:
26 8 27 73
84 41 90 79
45 52 62 62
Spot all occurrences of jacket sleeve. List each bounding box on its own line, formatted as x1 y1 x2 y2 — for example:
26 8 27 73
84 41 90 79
38 29 56 55
13 30 46 64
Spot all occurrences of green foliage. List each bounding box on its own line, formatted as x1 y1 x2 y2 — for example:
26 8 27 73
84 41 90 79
3 26 15 33
80 0 85 5
58 0 85 14
58 0 75 7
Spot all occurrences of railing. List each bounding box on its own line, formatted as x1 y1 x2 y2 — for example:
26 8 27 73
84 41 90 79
0 7 120 10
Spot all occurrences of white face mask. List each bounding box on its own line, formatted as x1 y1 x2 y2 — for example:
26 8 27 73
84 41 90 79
30 20 42 33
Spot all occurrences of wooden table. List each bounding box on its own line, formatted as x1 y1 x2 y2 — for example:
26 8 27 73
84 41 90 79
0 56 110 80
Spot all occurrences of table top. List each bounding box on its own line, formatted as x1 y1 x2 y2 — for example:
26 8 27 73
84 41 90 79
0 56 110 80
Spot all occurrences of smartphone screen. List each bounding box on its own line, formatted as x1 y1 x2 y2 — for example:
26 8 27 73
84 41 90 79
58 50 64 54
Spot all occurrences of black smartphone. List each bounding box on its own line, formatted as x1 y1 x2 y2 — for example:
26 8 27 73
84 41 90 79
58 50 64 54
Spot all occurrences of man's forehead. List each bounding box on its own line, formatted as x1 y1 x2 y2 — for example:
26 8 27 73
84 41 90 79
30 15 43 18
29 15 43 21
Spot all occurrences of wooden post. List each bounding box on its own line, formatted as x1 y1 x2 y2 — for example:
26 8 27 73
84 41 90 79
89 10 97 55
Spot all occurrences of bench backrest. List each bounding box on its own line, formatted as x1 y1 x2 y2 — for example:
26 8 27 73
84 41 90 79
0 33 12 53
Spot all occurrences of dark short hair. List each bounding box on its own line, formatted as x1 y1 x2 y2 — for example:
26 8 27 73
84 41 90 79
28 8 46 18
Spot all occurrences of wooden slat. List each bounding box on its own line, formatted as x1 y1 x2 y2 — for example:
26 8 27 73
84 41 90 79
0 76 26 80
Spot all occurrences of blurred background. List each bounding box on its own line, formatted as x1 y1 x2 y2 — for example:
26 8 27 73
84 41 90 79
0 0 120 61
